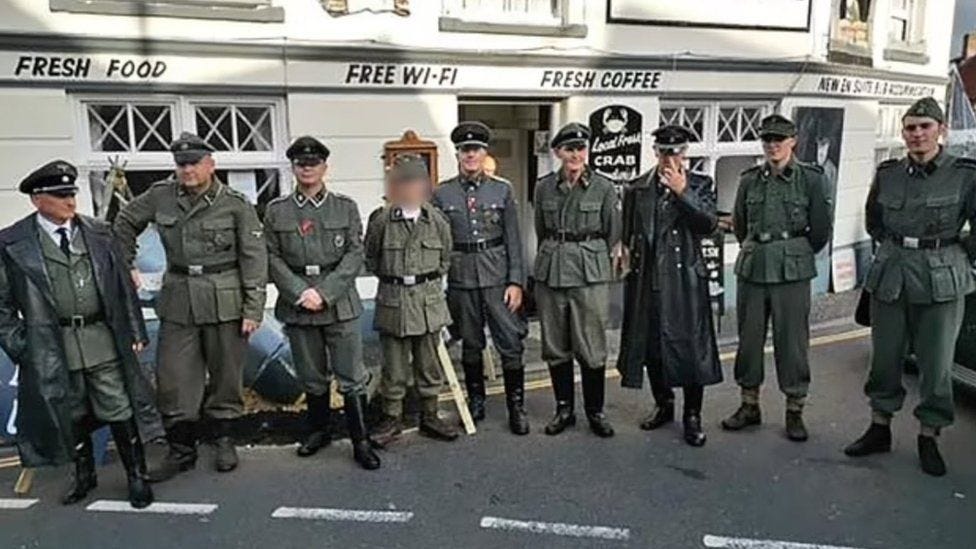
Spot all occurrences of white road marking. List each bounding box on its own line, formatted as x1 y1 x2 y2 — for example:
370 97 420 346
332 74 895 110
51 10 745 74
703 535 866 549
479 516 630 541
271 507 414 523
0 498 38 509
86 500 218 515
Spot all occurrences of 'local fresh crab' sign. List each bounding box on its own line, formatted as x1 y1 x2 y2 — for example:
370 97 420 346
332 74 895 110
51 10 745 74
588 105 643 182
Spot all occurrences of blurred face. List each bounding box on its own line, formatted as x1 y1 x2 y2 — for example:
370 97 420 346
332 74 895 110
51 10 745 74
31 192 77 224
292 158 328 189
555 143 589 173
389 177 429 208
901 116 943 157
457 145 487 175
761 135 796 165
175 155 215 191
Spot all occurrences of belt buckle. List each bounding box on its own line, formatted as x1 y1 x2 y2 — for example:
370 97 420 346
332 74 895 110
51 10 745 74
304 265 321 276
70 315 85 329
780 231 791 240
188 265 204 276
758 232 771 243
402 275 416 286
903 237 920 249
476 240 487 251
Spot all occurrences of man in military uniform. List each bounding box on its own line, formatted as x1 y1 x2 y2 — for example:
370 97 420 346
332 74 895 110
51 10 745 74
0 161 154 508
534 122 620 438
366 154 458 444
433 121 529 435
845 98 976 476
265 136 380 470
616 125 723 447
722 114 832 442
114 132 268 479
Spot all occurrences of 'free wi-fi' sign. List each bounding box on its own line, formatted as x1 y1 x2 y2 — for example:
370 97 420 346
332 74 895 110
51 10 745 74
588 104 643 183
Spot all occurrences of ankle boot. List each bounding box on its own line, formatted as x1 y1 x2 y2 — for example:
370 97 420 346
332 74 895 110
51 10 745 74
62 427 97 505
844 423 892 457
918 435 946 477
785 410 809 442
213 420 239 473
147 421 197 483
682 386 706 447
297 393 332 457
721 402 762 431
581 367 614 438
463 361 486 422
640 401 674 431
419 398 459 441
503 368 529 435
345 395 381 470
544 362 576 435
109 419 154 509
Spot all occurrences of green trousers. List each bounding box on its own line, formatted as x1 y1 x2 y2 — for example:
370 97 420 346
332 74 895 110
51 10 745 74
67 359 133 423
156 320 245 427
378 333 444 417
536 282 610 370
867 294 962 428
286 320 367 397
734 278 811 404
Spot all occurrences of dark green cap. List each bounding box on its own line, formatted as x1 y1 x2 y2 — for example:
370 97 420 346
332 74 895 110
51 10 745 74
758 114 797 138
19 160 78 195
551 122 591 148
902 97 944 123
170 132 214 164
388 153 430 183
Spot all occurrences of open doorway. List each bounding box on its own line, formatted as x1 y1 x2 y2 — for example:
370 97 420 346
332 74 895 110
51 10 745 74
457 101 554 316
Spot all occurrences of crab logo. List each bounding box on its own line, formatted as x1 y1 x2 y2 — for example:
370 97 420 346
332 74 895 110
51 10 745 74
602 108 629 134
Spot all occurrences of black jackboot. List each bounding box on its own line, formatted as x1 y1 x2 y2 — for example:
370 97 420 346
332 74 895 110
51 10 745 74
844 423 892 457
109 419 154 509
213 419 239 473
641 384 675 431
918 435 947 477
682 385 706 447
147 421 197 483
345 395 381 470
544 362 576 435
581 367 614 438
62 427 97 505
297 393 332 457
502 368 529 435
463 361 486 422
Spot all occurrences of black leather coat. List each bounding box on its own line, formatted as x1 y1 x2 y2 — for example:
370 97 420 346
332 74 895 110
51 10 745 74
616 170 723 389
0 214 158 467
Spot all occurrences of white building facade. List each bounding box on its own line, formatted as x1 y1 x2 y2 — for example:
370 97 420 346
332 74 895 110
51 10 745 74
0 0 956 306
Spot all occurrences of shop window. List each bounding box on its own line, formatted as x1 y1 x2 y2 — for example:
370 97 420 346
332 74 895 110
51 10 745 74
440 0 587 37
874 104 907 165
87 103 174 153
75 95 286 222
830 0 873 63
194 103 274 152
718 106 764 143
883 0 928 63
659 106 706 143
50 0 284 22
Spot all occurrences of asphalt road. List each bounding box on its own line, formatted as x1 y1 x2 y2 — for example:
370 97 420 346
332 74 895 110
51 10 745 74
0 332 974 549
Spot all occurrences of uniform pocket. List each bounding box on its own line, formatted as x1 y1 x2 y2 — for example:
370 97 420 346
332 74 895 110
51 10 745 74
580 240 611 283
202 218 236 254
928 253 958 302
745 192 765 223
782 239 815 281
424 291 451 330
924 194 958 234
420 236 443 270
786 196 810 228
320 219 349 255
578 201 602 232
534 246 553 281
215 287 242 322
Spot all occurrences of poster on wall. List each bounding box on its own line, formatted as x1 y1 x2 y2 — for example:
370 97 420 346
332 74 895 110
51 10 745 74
793 106 844 293
588 105 643 183
607 0 811 31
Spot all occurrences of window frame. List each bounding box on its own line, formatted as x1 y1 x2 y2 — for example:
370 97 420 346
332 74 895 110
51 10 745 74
50 0 285 23
439 0 587 37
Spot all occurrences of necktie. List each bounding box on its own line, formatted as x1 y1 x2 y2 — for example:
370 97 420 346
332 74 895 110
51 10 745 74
56 227 71 258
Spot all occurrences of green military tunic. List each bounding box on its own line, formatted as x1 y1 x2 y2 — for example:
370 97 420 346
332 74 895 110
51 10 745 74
114 177 268 426
364 203 452 417
731 159 832 406
533 168 621 370
863 150 976 428
41 225 132 423
265 189 367 397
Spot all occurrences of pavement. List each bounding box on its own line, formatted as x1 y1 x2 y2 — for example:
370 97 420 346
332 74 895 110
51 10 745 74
0 329 974 549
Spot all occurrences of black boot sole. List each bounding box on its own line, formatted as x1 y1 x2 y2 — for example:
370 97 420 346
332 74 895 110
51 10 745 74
61 479 97 505
544 415 576 436
720 417 762 431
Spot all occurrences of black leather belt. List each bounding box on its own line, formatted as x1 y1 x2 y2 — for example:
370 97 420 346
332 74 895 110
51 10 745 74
289 264 330 276
378 272 441 286
755 230 807 243
546 231 603 242
889 235 960 250
169 260 237 276
453 237 504 252
58 313 105 328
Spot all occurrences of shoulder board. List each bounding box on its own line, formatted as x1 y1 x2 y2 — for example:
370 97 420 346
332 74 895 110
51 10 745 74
797 161 824 174
266 194 291 207
954 157 976 170
741 165 761 177
223 186 248 201
877 158 901 171
150 178 176 189
330 191 355 203
487 174 512 186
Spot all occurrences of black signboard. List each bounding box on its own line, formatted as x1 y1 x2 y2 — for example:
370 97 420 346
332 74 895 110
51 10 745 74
588 105 642 182
700 231 725 318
